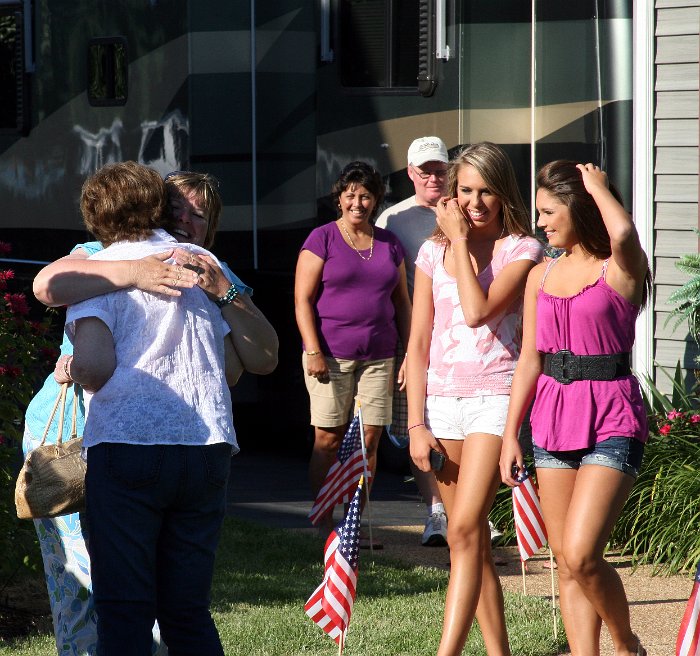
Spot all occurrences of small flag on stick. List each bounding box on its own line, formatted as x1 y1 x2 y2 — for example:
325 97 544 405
309 414 369 525
512 468 548 561
677 561 700 656
305 476 364 650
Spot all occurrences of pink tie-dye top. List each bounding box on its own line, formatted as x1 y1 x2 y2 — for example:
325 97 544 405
415 235 543 397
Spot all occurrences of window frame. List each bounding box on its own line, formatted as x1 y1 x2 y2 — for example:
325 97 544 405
336 0 430 96
87 36 129 107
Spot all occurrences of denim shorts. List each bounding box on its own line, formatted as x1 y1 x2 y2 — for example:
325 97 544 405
533 436 645 478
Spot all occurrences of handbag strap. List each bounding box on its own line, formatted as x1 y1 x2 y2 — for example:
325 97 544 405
39 382 79 447
70 384 78 440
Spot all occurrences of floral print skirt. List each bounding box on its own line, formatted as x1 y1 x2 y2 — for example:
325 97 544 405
24 427 167 655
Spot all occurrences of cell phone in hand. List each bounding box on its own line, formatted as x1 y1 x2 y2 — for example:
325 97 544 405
429 448 446 472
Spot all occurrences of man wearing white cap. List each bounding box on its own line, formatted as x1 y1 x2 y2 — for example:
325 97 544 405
375 136 450 547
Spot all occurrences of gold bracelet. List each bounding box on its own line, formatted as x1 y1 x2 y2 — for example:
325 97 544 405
306 350 321 356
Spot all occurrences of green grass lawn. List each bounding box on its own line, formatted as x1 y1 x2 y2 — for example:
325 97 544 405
0 517 567 655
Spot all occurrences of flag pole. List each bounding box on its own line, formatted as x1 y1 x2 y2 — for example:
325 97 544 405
521 560 526 595
549 548 558 641
338 629 345 656
357 403 374 556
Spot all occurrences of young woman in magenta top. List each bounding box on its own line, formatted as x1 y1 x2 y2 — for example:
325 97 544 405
406 142 543 656
500 161 650 656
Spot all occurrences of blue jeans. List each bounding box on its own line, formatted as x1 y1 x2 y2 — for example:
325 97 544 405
533 436 645 478
86 442 232 656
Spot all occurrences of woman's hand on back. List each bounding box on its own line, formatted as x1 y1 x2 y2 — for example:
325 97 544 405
173 249 230 300
130 250 198 296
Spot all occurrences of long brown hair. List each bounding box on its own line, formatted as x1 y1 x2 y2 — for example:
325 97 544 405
536 160 652 309
431 142 531 242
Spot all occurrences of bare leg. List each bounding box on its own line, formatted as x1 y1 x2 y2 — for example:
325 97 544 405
410 460 443 508
474 526 510 656
309 425 346 536
537 469 602 656
538 466 640 656
309 423 382 536
434 435 509 656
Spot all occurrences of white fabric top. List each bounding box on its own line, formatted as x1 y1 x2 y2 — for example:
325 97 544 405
66 230 237 451
416 235 543 397
375 196 437 296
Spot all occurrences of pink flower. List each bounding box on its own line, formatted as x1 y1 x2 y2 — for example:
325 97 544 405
3 292 29 316
667 410 684 420
0 270 14 291
658 424 672 435
0 365 22 378
691 414 700 424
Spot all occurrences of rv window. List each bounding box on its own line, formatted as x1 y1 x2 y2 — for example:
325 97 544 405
0 7 23 132
88 37 128 106
340 0 418 89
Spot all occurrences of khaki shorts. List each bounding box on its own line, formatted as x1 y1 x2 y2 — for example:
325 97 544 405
302 354 394 427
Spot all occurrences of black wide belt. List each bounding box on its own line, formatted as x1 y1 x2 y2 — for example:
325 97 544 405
542 350 631 385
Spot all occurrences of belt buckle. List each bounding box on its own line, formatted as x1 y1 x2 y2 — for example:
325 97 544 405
549 349 577 385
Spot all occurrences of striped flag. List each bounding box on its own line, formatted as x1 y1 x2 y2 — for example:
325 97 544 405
677 561 700 656
309 414 369 525
305 476 363 646
512 468 548 561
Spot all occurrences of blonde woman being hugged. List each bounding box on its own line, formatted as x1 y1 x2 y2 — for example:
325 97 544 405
500 161 650 656
406 142 543 655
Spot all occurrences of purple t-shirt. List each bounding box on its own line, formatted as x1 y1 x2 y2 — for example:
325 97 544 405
301 221 405 360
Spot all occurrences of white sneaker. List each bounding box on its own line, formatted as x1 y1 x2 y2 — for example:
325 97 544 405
489 520 503 545
422 512 447 547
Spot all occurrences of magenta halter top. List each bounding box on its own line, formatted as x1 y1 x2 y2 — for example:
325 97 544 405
530 258 648 451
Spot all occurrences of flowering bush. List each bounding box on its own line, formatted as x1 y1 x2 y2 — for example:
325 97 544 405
612 365 700 574
655 409 700 437
0 241 57 577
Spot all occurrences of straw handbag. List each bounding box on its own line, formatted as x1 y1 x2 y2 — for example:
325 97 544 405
15 382 87 519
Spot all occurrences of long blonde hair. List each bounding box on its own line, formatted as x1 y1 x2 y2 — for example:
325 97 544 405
431 142 531 242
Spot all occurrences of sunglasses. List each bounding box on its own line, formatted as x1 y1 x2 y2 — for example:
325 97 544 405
410 164 448 180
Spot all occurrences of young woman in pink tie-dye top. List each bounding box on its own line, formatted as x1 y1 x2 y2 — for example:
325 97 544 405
406 142 543 656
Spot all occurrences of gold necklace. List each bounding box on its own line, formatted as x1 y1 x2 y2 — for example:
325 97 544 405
339 220 374 261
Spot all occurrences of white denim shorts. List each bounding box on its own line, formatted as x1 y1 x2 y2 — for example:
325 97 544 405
425 394 510 440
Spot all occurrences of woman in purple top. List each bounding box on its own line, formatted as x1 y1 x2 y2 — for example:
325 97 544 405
500 161 651 656
294 161 411 541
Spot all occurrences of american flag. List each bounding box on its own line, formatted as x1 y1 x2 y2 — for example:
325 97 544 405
677 561 700 656
305 476 363 647
309 414 369 525
512 468 548 561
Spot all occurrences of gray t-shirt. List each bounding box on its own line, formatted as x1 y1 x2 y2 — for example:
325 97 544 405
375 196 437 297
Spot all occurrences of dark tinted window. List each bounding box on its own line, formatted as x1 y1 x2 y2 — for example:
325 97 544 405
88 37 128 106
340 0 418 89
0 8 22 131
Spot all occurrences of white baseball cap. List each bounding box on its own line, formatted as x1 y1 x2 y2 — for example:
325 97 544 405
407 136 448 167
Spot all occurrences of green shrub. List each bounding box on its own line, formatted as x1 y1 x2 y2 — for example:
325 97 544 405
612 363 700 574
0 242 56 581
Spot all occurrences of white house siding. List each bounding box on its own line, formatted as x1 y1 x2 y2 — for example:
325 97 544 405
653 1 700 393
